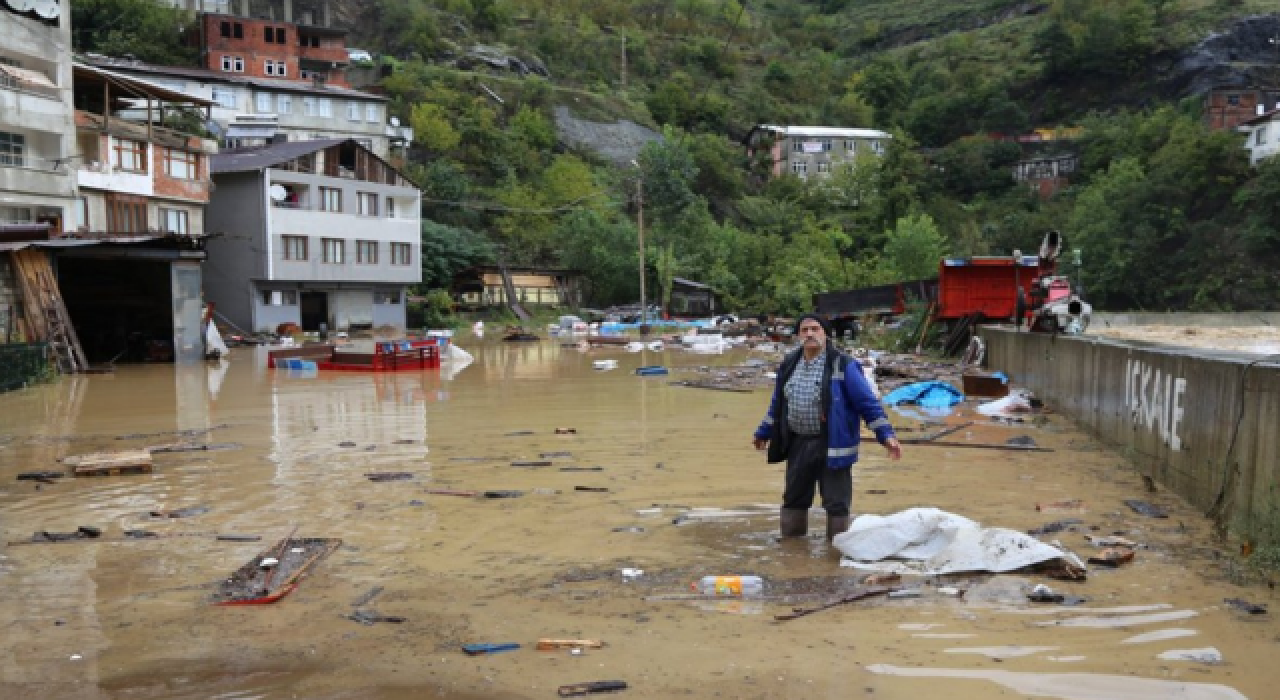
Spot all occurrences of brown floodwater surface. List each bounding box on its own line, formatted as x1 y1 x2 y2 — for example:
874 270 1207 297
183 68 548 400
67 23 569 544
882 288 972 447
1 335 1277 699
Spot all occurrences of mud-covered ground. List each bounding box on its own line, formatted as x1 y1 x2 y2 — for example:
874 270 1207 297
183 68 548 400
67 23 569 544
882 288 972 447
0 337 1276 699
1091 325 1280 356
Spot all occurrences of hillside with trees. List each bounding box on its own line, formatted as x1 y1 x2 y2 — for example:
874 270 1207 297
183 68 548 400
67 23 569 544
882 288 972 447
74 0 1280 312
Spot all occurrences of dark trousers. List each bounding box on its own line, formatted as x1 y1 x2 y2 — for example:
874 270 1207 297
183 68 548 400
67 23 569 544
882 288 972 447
783 434 852 517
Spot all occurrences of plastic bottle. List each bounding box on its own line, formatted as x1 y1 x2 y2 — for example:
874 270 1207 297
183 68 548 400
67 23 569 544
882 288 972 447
691 576 764 597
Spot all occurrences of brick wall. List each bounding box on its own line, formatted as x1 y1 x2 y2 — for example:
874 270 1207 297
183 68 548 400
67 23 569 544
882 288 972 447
150 143 211 203
199 13 348 86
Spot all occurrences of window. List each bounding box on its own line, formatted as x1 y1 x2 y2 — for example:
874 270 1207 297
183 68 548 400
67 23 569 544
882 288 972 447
1258 125 1269 146
0 131 25 167
846 140 858 152
220 21 231 38
277 94 292 114
319 187 341 212
871 140 885 155
220 55 244 72
302 97 317 116
211 87 237 109
820 139 833 152
356 240 378 264
790 161 807 175
347 102 361 121
112 138 146 172
1227 94 1241 107
233 23 243 39
256 92 272 112
106 194 147 232
365 104 379 123
357 192 378 216
73 197 88 230
160 208 190 234
321 238 344 264
265 60 287 77
318 99 332 117
374 289 400 304
164 149 198 179
792 140 804 152
277 28 287 44
262 289 298 305
390 242 411 266
817 162 830 174
282 235 307 260
264 26 275 43
386 197 396 218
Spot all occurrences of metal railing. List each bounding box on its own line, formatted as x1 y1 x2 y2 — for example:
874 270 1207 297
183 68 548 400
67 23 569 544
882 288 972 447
0 72 60 100
0 152 27 168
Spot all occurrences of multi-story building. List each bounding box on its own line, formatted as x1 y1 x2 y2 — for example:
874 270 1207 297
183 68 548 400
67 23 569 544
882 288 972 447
1204 86 1280 131
0 0 77 234
1238 109 1280 165
205 138 422 334
744 125 891 180
82 56 411 158
197 10 352 88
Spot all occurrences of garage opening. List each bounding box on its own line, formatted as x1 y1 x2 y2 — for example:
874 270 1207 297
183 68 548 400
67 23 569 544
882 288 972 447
58 257 176 363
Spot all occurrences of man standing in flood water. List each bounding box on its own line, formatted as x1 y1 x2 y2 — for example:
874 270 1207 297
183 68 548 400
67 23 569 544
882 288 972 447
753 314 901 540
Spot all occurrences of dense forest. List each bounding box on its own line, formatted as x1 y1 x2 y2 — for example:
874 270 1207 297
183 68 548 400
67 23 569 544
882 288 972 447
74 0 1280 312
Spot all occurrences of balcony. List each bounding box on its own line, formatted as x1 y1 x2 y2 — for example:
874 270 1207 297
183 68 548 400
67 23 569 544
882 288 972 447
0 68 60 101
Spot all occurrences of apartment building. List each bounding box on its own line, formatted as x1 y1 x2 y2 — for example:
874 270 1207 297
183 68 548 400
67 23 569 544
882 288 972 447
744 125 891 180
83 55 411 158
205 138 422 333
0 0 77 234
1238 109 1280 165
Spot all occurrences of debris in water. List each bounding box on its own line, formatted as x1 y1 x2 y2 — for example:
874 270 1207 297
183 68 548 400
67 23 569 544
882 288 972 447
540 451 573 458
16 471 64 481
462 643 520 656
64 449 153 476
1124 500 1168 518
1224 598 1267 615
511 460 553 467
364 472 414 482
1006 436 1037 447
1026 584 1084 605
147 442 241 453
561 466 604 472
1027 519 1083 535
612 526 644 533
338 441 357 447
346 609 406 625
1084 535 1140 548
212 537 341 605
150 505 211 518
861 573 901 586
554 428 577 435
1156 647 1223 664
352 586 385 607
506 431 536 436
427 488 478 497
482 490 524 499
537 639 606 651
774 587 893 621
575 486 609 493
216 534 261 542
867 489 888 495
557 680 627 697
1036 499 1085 514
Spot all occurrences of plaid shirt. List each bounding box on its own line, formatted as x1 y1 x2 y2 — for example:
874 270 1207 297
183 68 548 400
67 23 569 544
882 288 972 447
784 354 824 436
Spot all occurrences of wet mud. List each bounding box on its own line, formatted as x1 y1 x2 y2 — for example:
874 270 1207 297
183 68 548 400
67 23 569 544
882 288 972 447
1 337 1279 698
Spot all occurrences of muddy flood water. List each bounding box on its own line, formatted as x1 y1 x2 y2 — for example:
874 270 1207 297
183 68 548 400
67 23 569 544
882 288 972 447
2 335 1279 699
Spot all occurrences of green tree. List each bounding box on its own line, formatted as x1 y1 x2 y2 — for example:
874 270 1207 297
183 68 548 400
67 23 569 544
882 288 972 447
554 210 639 306
411 103 461 153
71 0 197 65
637 131 699 226
883 213 948 280
419 221 497 289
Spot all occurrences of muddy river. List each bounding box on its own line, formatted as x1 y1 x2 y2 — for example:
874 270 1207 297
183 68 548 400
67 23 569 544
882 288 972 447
1 336 1277 699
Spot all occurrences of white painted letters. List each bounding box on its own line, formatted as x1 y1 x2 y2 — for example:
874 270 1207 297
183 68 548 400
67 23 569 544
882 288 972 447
1125 357 1188 452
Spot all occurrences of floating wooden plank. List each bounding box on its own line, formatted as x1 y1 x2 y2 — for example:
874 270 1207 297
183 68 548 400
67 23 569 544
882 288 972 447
213 537 341 605
65 449 154 476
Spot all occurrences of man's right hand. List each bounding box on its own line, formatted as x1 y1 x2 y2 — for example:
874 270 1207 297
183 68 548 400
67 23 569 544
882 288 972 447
753 437 769 451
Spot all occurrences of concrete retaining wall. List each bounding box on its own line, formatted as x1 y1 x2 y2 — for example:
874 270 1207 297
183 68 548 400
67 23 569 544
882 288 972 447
979 328 1280 538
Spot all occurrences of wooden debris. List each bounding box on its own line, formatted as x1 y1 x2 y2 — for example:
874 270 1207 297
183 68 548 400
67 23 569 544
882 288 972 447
537 639 606 651
909 441 1053 452
774 587 894 622
1036 499 1086 514
65 449 153 476
212 537 341 605
147 442 241 453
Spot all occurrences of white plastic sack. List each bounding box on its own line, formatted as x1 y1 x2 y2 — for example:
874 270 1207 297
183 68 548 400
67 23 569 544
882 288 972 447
445 344 473 362
834 507 1084 576
977 389 1034 418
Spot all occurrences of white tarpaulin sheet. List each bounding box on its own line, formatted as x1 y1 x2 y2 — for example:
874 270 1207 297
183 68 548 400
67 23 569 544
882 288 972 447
835 508 1085 575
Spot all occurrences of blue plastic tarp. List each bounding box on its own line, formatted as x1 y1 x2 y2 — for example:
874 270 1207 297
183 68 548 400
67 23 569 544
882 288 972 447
882 381 965 408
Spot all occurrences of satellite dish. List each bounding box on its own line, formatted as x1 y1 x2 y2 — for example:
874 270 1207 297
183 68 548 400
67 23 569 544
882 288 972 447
30 0 60 19
269 184 288 202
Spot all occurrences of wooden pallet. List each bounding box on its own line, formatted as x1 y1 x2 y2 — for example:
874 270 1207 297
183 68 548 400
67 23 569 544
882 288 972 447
65 449 154 476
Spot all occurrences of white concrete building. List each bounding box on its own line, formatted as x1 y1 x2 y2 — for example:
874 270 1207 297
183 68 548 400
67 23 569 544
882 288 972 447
82 56 412 159
1238 109 1280 166
0 1 77 233
744 125 891 180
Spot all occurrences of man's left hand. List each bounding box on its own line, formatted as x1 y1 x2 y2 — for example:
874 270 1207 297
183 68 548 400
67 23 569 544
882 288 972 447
884 437 902 461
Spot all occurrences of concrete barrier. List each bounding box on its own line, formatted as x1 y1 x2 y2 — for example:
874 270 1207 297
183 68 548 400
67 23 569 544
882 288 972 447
979 327 1280 539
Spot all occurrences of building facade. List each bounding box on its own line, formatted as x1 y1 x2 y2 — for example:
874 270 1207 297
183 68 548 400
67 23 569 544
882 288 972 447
0 1 77 234
205 139 422 334
1238 109 1280 165
83 57 411 158
1204 87 1280 132
744 125 891 180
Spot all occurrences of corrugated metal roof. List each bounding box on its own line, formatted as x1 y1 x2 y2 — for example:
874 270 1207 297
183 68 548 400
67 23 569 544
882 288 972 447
756 125 892 139
73 62 216 106
210 139 346 174
82 56 389 102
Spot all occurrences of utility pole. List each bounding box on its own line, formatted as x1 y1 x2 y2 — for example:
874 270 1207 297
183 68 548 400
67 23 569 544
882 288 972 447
636 175 647 334
621 34 627 89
